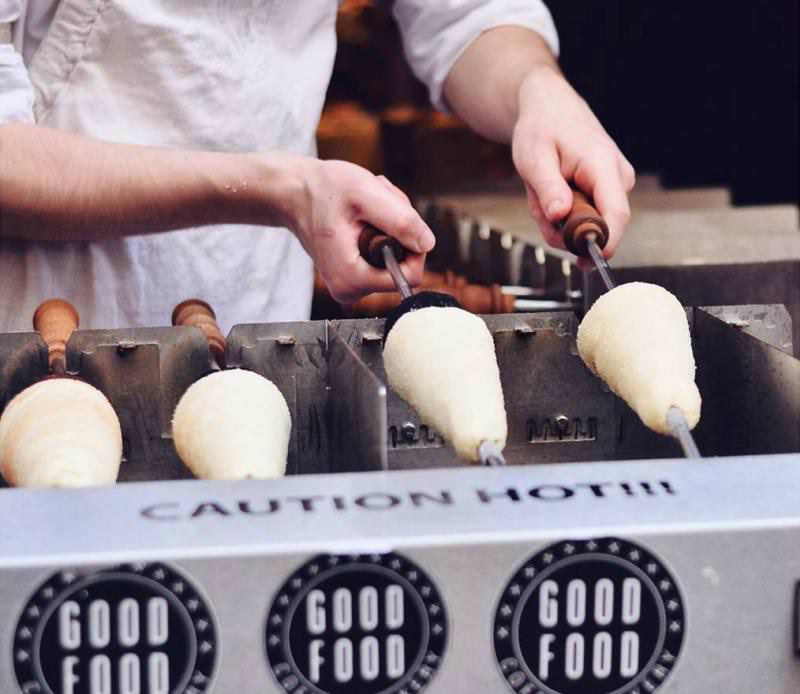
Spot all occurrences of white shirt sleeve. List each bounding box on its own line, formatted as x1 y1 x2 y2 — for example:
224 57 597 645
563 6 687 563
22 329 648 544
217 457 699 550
392 0 559 111
0 0 35 124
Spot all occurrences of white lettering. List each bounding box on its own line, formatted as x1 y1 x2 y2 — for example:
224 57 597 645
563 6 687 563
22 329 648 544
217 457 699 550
333 589 352 633
538 634 556 681
594 579 614 626
620 631 640 677
386 634 406 678
119 653 140 694
89 655 111 694
59 602 81 650
308 640 325 683
307 590 326 635
88 601 111 649
539 580 559 627
592 632 612 679
385 585 404 630
118 598 140 648
564 633 584 680
333 638 353 682
360 636 380 681
148 653 169 694
566 580 586 627
359 587 379 631
62 656 80 694
622 579 641 625
147 598 169 647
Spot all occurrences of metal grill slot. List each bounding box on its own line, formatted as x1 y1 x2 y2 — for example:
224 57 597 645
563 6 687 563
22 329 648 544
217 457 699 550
528 416 598 443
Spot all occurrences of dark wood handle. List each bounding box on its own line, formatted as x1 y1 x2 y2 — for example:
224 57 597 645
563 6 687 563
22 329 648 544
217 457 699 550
563 190 610 257
33 298 79 374
358 225 408 269
172 299 226 368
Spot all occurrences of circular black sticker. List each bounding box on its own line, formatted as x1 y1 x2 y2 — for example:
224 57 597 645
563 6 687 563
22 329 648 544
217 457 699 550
14 563 217 694
265 553 448 694
494 538 685 694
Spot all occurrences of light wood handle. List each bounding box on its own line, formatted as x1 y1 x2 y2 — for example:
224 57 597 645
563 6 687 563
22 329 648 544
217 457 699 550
33 298 79 374
172 299 226 367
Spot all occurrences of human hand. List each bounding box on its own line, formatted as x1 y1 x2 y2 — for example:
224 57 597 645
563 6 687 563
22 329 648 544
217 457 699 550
511 66 635 262
279 156 435 304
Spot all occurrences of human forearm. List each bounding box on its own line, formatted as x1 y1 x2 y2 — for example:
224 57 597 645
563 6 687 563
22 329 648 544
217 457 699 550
0 123 436 304
444 25 635 258
443 26 558 144
0 124 295 241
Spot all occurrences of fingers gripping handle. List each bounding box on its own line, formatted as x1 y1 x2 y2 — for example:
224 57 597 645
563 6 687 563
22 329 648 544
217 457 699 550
562 190 610 257
358 225 408 269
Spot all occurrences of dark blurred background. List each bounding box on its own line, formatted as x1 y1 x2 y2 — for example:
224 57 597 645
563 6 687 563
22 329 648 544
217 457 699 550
320 0 798 205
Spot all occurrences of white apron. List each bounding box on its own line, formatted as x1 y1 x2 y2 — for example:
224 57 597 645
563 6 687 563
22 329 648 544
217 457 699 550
0 0 339 333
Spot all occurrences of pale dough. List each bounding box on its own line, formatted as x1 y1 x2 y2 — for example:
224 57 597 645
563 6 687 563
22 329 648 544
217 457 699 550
383 306 507 461
0 378 122 487
577 282 701 434
172 368 290 480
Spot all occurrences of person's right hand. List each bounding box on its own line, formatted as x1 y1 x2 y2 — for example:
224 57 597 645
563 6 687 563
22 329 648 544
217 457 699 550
275 154 435 305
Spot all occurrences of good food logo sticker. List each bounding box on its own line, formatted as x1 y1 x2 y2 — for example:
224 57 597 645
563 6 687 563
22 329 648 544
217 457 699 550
265 552 448 694
493 538 685 694
13 563 217 694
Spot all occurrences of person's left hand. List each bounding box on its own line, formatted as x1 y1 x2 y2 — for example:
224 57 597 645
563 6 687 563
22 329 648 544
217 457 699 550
511 66 636 262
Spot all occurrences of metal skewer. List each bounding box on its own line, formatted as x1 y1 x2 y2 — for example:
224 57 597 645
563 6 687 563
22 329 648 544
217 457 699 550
381 244 413 300
479 440 507 466
585 233 617 291
513 298 578 312
666 407 701 458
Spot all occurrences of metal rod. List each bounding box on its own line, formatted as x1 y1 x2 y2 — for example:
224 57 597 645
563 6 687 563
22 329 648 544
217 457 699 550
586 235 617 291
478 441 507 466
513 299 578 312
666 406 701 459
382 245 413 300
501 285 550 298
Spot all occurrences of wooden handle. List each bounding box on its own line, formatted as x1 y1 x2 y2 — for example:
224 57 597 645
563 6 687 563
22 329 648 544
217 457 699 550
562 190 610 257
33 299 79 374
358 225 408 269
172 299 226 367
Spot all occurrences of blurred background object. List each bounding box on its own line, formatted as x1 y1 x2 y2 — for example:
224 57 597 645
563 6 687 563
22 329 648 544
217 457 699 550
322 0 798 204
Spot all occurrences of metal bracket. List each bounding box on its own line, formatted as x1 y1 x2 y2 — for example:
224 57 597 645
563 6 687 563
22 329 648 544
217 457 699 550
326 324 388 473
700 304 793 355
0 332 47 410
65 327 210 481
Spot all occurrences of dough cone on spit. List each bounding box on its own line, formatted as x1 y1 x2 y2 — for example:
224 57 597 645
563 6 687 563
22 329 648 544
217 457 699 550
172 367 291 480
171 299 292 480
383 292 507 462
0 378 122 487
577 282 701 434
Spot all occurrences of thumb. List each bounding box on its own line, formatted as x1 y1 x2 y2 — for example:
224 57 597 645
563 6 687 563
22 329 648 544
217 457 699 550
517 145 573 222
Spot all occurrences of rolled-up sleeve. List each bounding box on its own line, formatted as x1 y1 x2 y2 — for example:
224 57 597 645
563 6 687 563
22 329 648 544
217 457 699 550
392 0 559 111
0 0 34 124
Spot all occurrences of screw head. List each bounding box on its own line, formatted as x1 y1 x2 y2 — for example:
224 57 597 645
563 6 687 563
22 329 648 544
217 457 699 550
401 422 417 441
